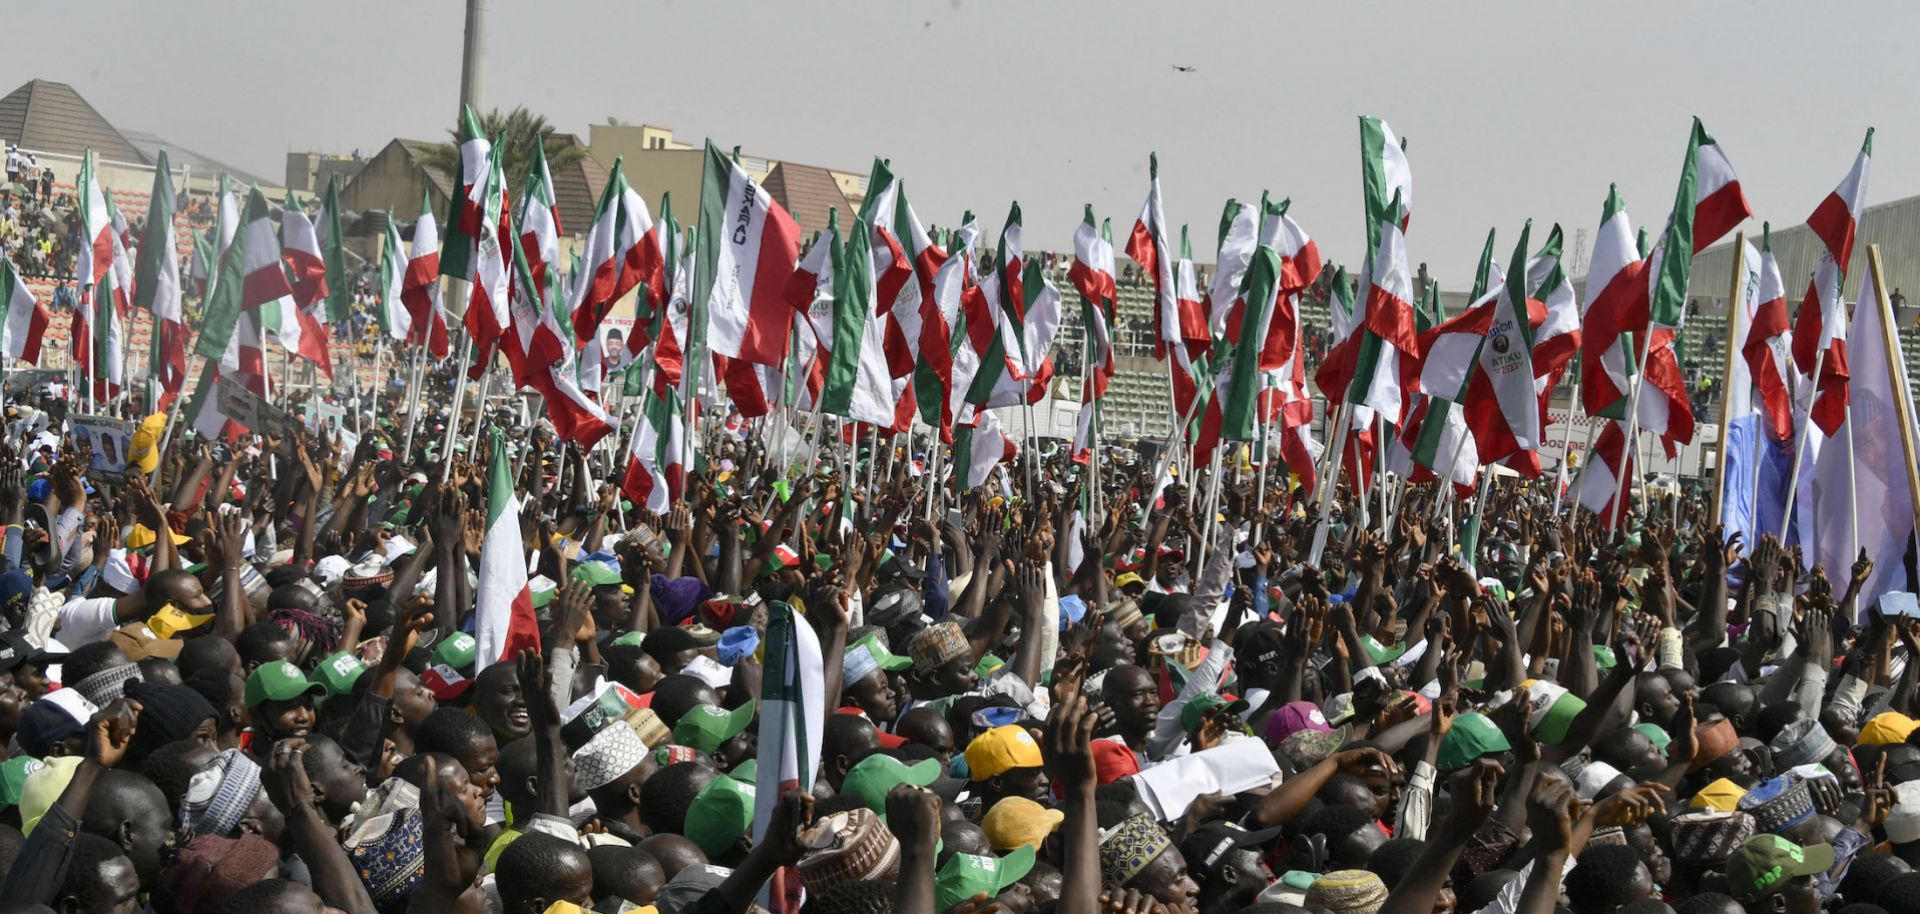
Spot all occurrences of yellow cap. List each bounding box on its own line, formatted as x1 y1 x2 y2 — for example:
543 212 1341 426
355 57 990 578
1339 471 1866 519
981 796 1064 852
1861 712 1920 746
126 523 191 550
149 603 215 639
1689 778 1747 812
964 725 1044 781
129 413 167 475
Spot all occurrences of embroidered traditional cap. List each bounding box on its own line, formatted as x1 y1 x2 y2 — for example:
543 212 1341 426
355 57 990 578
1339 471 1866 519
796 808 902 895
1738 775 1815 834
1670 811 1757 866
1770 718 1837 770
1099 813 1171 887
571 720 649 791
910 621 971 672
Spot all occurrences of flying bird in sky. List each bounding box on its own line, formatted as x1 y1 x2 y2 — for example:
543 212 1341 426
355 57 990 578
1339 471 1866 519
1171 65 1197 72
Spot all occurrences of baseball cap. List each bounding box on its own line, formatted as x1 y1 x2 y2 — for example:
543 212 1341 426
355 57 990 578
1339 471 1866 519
0 631 45 676
673 702 756 755
147 604 214 639
571 561 622 587
1518 679 1587 746
842 755 941 818
852 634 913 672
1724 834 1833 903
1436 712 1512 770
244 660 325 708
935 845 1036 912
17 690 98 758
1181 694 1249 734
684 775 757 857
312 652 368 698
1861 712 1920 746
422 632 479 700
1179 821 1285 880
981 796 1064 853
964 725 1044 781
431 632 477 669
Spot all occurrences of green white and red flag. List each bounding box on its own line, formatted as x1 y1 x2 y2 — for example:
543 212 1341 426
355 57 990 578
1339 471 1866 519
1636 328 1694 458
274 191 332 376
439 104 492 282
1793 128 1871 436
856 159 919 379
378 215 411 342
508 204 612 448
136 150 186 405
929 218 983 440
1128 154 1204 421
403 187 450 359
697 142 799 367
318 174 350 324
473 427 539 668
506 141 563 385
463 140 512 379
0 258 47 364
1648 117 1752 329
621 379 684 512
1579 185 1647 418
72 150 120 401
1353 191 1419 423
818 215 897 427
1743 228 1794 441
1418 224 1539 470
574 156 662 353
1575 419 1637 530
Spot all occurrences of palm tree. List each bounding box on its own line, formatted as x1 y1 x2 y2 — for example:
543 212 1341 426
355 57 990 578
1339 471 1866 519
415 106 587 185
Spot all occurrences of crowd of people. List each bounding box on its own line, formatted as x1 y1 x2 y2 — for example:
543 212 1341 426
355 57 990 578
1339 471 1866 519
0 355 1903 914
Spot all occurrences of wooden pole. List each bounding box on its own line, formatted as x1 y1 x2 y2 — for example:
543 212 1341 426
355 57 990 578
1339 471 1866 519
1869 245 1920 542
1709 233 1749 528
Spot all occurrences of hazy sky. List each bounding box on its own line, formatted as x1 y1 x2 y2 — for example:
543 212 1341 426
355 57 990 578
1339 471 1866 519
17 1 1914 288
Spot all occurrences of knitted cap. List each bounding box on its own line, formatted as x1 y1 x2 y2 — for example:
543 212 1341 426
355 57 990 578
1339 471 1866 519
179 748 262 837
1306 869 1389 914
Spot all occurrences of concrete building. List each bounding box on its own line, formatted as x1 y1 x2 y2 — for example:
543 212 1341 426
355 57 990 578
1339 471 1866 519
586 123 867 237
285 151 368 194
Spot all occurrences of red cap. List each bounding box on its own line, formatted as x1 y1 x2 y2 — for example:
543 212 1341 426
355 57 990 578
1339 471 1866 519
875 730 908 749
1091 739 1141 785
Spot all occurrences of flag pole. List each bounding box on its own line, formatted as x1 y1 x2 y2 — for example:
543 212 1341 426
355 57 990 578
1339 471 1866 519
400 344 426 463
1375 412 1389 536
1710 233 1749 528
1308 401 1354 565
1777 321 1832 543
441 331 474 476
1868 245 1920 538
1610 328 1658 534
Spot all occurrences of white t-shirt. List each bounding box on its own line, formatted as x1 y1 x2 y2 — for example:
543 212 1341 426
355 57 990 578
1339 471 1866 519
57 596 120 647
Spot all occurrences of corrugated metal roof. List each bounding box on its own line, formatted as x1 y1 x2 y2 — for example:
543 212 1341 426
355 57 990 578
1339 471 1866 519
118 129 274 189
0 80 143 163
762 162 853 239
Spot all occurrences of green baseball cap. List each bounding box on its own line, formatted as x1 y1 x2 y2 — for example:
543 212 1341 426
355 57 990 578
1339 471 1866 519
842 755 941 817
976 654 1006 678
1519 680 1586 747
684 774 757 857
1725 834 1834 902
1362 635 1409 666
729 758 757 783
1593 644 1619 670
0 756 44 810
1634 722 1673 756
432 632 477 670
851 634 912 672
672 703 756 754
244 660 325 708
530 575 558 609
936 845 1036 912
572 562 622 587
1436 712 1512 770
611 631 646 648
1180 694 1250 733
313 651 368 698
